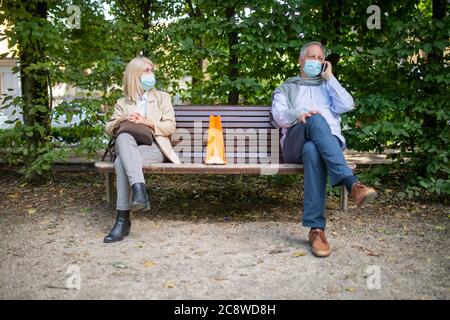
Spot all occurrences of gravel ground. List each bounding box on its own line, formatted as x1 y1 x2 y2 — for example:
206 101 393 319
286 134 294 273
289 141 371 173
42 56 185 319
0 170 449 299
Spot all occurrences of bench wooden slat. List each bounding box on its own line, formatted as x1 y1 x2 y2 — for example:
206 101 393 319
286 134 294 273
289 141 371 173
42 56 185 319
174 105 270 111
175 116 271 122
176 122 274 128
96 162 296 175
95 161 356 174
176 152 281 158
171 136 279 142
174 111 272 117
172 128 278 134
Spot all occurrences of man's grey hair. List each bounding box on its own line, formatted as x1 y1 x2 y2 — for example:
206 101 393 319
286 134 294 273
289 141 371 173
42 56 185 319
299 41 327 59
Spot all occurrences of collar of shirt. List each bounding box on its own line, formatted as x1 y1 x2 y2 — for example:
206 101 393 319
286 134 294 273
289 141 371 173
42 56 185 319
136 90 149 117
137 90 149 103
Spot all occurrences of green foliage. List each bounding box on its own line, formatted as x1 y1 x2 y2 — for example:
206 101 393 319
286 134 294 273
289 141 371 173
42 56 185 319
264 174 301 187
0 119 70 179
338 1 450 195
51 97 111 158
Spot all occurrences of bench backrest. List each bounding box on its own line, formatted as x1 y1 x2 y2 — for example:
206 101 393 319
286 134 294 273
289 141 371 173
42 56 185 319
171 105 283 164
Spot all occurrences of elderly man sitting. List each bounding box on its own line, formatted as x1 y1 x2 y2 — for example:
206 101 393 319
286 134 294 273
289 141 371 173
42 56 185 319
271 41 377 258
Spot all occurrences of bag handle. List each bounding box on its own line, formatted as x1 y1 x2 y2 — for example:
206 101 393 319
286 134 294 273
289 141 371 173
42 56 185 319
101 136 116 162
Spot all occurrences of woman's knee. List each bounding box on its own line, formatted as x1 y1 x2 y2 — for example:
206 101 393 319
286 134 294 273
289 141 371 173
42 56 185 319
116 132 136 147
116 132 134 144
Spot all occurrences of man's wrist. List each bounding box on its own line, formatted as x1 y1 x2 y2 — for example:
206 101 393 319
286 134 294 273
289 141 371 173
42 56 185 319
326 74 337 82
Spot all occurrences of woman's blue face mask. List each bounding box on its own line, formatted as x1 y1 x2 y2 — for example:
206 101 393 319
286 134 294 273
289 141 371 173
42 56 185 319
303 60 322 78
141 73 156 91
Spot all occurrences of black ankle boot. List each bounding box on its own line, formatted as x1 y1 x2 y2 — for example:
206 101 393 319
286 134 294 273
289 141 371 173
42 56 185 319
143 193 151 212
103 210 131 243
130 183 148 212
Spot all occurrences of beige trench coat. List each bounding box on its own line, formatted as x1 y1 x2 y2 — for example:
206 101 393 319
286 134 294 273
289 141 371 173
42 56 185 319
105 89 181 164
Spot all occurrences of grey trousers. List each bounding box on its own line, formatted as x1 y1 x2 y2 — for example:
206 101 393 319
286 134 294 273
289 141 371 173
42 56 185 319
115 133 166 211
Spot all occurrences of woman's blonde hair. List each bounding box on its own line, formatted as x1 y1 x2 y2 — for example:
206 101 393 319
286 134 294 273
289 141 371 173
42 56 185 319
122 56 154 102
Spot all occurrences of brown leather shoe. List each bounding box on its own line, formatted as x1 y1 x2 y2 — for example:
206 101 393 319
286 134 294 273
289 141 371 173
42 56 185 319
351 182 377 208
309 229 331 257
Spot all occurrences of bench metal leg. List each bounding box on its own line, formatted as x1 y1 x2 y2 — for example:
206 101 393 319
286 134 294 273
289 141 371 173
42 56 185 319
106 173 114 208
340 185 348 211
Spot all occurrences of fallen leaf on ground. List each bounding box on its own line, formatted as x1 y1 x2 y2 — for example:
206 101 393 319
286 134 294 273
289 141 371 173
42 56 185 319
292 251 306 257
112 261 128 269
27 209 37 215
144 261 157 267
213 274 228 281
353 245 382 257
81 208 93 214
269 248 285 254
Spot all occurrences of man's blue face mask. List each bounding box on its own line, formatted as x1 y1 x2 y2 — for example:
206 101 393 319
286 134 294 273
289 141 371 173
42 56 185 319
303 60 322 78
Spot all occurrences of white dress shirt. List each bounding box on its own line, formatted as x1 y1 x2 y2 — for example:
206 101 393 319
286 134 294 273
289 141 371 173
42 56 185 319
136 90 149 117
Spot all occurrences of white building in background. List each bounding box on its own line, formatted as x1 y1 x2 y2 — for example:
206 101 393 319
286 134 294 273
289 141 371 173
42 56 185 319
0 58 21 129
0 22 22 129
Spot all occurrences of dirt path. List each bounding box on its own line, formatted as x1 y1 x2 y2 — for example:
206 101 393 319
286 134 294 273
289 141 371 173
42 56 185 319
0 171 449 299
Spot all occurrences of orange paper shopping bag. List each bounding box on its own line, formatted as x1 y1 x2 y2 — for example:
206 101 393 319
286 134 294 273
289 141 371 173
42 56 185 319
205 115 226 164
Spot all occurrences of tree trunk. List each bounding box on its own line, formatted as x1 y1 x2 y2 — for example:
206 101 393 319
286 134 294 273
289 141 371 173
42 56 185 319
191 57 204 104
18 0 50 151
141 0 152 57
423 0 446 134
226 5 239 105
321 0 342 73
187 0 205 104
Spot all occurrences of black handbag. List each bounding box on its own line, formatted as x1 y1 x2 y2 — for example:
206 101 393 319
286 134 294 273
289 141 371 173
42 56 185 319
101 121 153 162
116 120 153 146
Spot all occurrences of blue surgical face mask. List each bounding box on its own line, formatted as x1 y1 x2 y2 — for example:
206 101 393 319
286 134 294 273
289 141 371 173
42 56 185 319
303 60 322 78
140 73 156 91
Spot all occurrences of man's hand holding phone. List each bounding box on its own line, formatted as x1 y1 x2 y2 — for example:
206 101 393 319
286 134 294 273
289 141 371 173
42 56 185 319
321 61 332 80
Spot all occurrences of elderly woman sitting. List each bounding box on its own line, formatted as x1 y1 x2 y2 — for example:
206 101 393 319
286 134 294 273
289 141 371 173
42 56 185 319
104 56 180 243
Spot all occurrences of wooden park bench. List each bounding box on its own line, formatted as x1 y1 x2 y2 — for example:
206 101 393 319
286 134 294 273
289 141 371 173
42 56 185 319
95 105 355 210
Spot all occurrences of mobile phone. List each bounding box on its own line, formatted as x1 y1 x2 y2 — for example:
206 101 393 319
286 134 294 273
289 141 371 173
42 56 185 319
321 63 327 73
